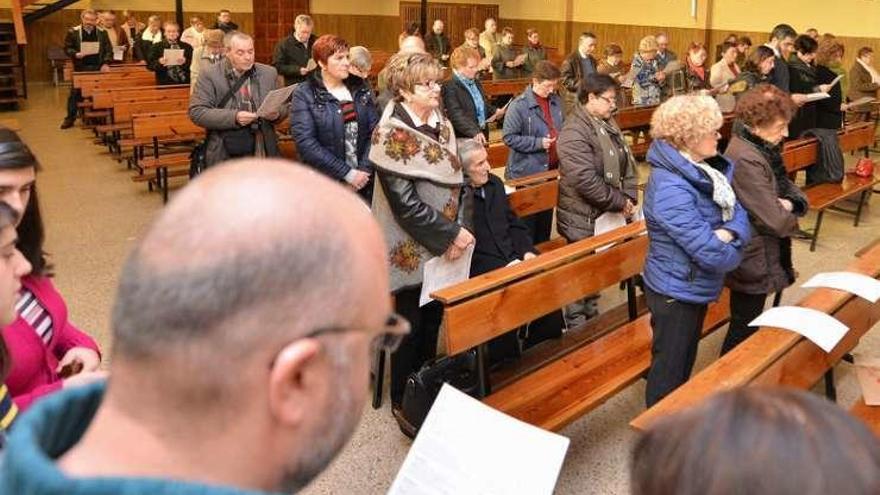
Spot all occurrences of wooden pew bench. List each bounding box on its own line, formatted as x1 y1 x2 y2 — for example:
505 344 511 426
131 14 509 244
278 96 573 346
782 122 878 251
130 111 205 202
96 96 190 155
432 221 733 432
630 240 880 432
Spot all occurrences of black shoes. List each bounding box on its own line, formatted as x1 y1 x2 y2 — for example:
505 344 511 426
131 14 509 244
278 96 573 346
60 118 75 129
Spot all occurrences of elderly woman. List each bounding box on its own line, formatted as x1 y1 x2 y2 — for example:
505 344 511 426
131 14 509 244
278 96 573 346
642 94 750 406
722 84 806 355
631 36 666 106
291 35 379 200
556 73 638 328
728 46 776 99
370 52 474 412
458 139 561 359
597 43 629 83
735 36 752 68
710 42 741 91
502 60 564 243
442 46 504 144
492 27 524 80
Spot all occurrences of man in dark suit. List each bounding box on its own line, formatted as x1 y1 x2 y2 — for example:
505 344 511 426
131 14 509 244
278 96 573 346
425 19 451 67
147 22 193 85
61 9 113 129
459 139 563 363
213 9 239 33
442 46 505 145
272 14 317 86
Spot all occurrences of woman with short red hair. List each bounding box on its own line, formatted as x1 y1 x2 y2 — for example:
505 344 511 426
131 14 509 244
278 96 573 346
290 34 379 200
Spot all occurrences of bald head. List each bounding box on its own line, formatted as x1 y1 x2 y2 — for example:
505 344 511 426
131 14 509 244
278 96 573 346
111 159 388 385
399 35 426 54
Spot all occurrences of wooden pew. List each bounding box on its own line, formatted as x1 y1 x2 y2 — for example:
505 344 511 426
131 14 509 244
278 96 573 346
130 111 204 202
482 78 530 98
433 221 732 432
782 122 878 251
630 240 880 432
92 84 189 111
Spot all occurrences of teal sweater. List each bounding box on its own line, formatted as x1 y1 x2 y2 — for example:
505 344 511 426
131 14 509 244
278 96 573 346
0 382 278 495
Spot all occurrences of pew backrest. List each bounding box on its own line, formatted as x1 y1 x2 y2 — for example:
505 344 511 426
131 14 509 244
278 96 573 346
131 111 204 141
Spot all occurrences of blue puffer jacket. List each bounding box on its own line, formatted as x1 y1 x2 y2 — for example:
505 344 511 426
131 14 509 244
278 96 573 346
290 70 379 181
643 140 751 304
502 86 565 179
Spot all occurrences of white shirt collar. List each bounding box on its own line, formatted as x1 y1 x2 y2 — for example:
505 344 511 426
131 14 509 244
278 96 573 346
401 102 440 128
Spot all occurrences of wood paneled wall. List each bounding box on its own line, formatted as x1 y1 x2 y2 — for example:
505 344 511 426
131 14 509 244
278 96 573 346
253 0 308 64
23 10 254 83
309 14 400 54
400 1 499 49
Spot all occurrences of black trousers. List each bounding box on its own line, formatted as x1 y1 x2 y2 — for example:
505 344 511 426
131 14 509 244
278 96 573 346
721 290 767 356
66 87 82 121
391 286 442 407
521 209 553 246
645 286 708 408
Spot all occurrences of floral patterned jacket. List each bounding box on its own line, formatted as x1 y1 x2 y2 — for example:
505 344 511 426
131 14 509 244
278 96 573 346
370 101 464 292
630 54 662 106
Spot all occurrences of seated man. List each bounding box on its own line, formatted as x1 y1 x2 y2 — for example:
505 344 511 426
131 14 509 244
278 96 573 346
459 139 562 363
189 32 281 167
0 159 406 493
147 21 193 85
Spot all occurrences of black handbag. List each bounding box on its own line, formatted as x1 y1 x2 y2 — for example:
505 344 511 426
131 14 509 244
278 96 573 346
396 349 484 438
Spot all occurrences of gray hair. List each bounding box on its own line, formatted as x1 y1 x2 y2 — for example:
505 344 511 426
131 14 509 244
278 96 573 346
457 138 485 169
224 31 253 49
294 14 313 27
349 46 372 72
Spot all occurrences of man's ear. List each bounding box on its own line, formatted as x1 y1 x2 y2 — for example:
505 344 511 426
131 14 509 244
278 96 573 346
267 339 321 427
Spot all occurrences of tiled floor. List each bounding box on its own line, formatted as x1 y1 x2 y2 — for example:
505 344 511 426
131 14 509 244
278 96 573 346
13 83 880 494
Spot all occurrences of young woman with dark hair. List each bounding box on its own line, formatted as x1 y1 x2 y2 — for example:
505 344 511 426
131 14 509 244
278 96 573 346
0 128 103 411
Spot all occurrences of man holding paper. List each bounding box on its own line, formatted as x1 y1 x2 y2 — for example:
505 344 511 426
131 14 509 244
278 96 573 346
61 9 112 130
147 22 193 86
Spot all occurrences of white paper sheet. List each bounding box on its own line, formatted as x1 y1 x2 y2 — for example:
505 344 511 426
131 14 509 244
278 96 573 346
802 271 880 303
388 384 570 495
256 84 297 119
80 41 100 56
112 46 125 61
748 306 849 353
829 74 844 88
163 48 185 66
419 244 474 307
803 92 830 103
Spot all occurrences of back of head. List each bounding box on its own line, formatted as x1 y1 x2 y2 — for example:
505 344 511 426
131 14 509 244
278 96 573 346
735 83 797 128
398 34 426 54
794 34 818 55
111 160 388 411
631 387 880 495
745 45 775 73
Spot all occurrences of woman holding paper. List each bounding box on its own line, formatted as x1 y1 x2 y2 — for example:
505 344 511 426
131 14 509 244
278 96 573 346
642 94 750 406
709 42 740 92
368 52 473 414
847 47 879 120
290 35 379 201
556 73 638 329
630 36 665 106
723 84 807 355
816 40 847 130
788 35 833 137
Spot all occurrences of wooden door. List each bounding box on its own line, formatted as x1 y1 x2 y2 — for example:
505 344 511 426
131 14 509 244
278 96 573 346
253 0 310 64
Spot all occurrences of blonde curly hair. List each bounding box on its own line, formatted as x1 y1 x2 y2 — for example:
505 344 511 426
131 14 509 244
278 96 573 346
650 95 723 149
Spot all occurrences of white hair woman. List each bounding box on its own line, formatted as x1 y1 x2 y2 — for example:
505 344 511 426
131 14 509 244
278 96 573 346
641 94 751 407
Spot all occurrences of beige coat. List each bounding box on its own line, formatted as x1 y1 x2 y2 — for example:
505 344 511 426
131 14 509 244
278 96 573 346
709 60 740 89
848 61 879 113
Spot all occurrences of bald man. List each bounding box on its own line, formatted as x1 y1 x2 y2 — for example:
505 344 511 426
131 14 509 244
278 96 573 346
0 160 408 494
377 35 427 109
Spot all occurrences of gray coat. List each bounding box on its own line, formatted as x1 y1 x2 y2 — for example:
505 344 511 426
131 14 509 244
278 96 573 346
189 60 280 166
556 105 637 242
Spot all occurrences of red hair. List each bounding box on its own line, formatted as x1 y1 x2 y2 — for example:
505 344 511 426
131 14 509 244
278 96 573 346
312 34 349 65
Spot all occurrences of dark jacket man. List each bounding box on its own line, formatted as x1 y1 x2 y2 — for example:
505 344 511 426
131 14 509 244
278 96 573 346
64 25 113 71
273 32 317 86
441 75 498 139
426 32 451 65
560 51 598 95
147 39 194 85
189 59 280 166
468 174 535 275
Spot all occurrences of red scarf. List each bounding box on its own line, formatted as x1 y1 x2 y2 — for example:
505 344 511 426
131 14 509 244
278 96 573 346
687 58 706 81
535 93 558 167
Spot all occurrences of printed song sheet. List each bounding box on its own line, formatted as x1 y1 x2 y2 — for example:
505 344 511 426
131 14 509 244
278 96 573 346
80 41 100 56
388 384 570 495
802 271 880 303
163 49 184 66
419 244 474 307
256 84 298 119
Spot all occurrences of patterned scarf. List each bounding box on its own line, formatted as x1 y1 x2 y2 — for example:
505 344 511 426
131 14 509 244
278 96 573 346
370 101 463 291
681 151 737 221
